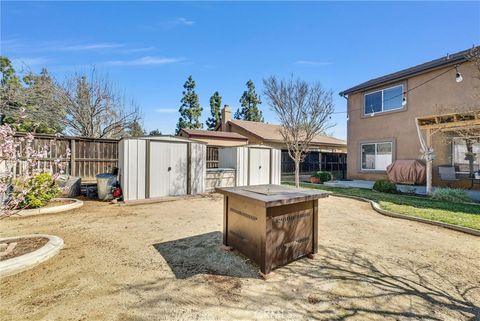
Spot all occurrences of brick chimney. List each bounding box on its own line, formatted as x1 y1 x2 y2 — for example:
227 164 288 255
220 105 232 132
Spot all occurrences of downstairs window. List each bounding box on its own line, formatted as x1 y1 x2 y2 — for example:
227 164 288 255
361 142 393 171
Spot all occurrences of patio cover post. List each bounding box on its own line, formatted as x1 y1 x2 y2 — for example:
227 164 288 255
425 128 432 195
415 117 435 195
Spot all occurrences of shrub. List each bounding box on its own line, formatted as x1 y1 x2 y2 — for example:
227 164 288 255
373 180 397 194
431 187 471 204
312 171 332 183
13 173 60 209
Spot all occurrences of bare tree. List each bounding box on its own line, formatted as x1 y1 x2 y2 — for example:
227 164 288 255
466 45 480 80
263 76 334 188
61 68 141 138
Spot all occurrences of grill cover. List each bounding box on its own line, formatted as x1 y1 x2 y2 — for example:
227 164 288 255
386 160 426 185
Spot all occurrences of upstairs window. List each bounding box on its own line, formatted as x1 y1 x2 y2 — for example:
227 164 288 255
364 85 404 115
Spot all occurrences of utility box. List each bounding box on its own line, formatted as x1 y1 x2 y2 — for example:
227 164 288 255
118 136 206 202
218 145 281 186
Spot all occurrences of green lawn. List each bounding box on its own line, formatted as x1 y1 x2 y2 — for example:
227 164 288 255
284 182 480 231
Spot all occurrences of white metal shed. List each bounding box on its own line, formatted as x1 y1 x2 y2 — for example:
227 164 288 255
118 136 206 202
218 145 281 186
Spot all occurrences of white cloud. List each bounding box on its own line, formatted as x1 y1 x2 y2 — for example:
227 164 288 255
154 108 178 113
1 39 146 53
105 56 184 66
294 60 333 66
63 42 126 51
175 17 195 26
120 46 155 54
152 17 195 29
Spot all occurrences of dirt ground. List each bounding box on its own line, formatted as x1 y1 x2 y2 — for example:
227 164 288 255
1 194 479 321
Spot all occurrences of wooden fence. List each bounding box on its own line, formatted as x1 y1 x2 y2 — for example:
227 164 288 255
13 133 119 182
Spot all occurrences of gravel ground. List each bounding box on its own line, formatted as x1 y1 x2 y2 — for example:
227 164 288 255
1 194 479 321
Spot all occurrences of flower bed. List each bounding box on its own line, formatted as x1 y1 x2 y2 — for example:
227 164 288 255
0 234 64 278
15 198 83 217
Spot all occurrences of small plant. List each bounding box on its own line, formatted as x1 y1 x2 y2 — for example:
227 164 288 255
431 187 471 204
373 180 397 194
13 173 60 209
313 171 332 183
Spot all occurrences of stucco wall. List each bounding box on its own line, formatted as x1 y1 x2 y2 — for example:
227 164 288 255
346 61 479 189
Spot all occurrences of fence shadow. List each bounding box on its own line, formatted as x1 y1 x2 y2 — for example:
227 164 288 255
152 231 259 279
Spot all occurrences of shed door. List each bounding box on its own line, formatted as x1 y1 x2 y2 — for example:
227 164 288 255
149 142 187 197
168 143 188 196
249 148 270 185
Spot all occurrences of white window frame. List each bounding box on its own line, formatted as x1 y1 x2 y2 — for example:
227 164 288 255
361 142 393 171
364 84 404 115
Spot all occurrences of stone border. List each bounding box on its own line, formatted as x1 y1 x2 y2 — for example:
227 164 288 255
330 193 480 237
14 198 83 218
0 234 64 278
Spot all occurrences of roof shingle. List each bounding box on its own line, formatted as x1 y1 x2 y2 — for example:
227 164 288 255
339 47 477 96
180 128 248 140
229 120 346 146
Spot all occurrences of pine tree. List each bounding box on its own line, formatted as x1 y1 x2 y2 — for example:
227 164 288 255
129 120 145 137
235 80 263 122
206 91 222 130
148 129 162 136
176 75 203 134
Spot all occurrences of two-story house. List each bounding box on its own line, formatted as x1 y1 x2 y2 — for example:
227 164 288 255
340 47 480 190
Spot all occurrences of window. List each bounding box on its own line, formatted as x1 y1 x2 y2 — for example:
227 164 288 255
364 85 404 115
361 142 393 171
453 138 480 173
206 146 219 168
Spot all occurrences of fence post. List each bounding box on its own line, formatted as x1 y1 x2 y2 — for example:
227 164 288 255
70 139 76 176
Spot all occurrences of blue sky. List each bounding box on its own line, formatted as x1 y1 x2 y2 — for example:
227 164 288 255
1 1 479 139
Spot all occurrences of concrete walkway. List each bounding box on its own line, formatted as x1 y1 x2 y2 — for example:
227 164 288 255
325 179 480 201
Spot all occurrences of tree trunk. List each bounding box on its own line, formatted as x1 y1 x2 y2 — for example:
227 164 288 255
466 139 474 178
295 159 300 188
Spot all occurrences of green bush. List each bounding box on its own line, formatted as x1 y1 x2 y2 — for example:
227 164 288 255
431 187 471 204
372 180 397 194
14 173 60 208
313 171 332 183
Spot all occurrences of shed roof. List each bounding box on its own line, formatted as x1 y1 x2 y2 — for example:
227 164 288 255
121 135 207 144
228 120 346 146
339 47 476 96
180 128 248 140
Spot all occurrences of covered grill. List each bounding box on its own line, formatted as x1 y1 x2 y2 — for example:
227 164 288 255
386 160 426 185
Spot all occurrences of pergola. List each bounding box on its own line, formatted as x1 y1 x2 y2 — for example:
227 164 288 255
416 110 480 194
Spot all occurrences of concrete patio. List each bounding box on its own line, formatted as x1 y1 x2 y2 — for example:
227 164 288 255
324 179 480 202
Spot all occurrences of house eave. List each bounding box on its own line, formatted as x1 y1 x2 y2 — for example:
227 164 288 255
339 53 470 97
